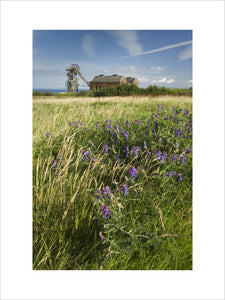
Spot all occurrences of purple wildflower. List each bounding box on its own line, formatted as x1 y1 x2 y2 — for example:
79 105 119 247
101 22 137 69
180 156 185 164
100 234 105 241
118 123 121 130
46 132 50 138
122 130 129 140
97 189 101 200
176 129 181 138
184 109 189 116
163 152 168 160
103 143 108 153
125 146 129 158
166 171 173 178
82 150 90 160
52 159 57 167
126 120 130 128
178 172 183 182
152 128 157 138
129 166 137 179
132 146 140 158
102 205 110 218
145 130 149 136
189 146 192 153
117 189 121 193
156 150 162 161
104 211 110 219
161 105 163 111
172 154 178 162
117 154 120 164
157 104 160 112
103 186 111 198
146 149 150 156
96 124 99 129
123 184 128 197
164 116 168 121
59 155 62 162
174 117 178 124
154 121 158 130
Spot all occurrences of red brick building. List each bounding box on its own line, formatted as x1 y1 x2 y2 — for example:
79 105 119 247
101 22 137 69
89 74 138 90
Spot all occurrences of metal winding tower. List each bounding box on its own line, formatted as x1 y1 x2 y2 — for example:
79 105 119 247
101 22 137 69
65 64 89 93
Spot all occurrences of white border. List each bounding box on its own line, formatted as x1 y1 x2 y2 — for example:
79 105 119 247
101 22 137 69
1 1 224 299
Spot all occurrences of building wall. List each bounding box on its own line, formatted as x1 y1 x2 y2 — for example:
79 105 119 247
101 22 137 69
90 76 128 91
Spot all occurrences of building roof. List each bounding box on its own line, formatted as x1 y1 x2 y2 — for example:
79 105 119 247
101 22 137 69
91 74 124 83
125 77 137 84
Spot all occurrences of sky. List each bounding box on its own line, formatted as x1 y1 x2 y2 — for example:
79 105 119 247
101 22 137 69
33 30 192 90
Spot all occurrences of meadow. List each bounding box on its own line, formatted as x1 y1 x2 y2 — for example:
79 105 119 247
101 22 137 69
33 95 192 270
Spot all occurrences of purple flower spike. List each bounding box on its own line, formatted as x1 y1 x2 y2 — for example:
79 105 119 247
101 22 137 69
178 172 183 182
146 149 150 156
123 184 128 197
117 154 121 164
100 234 105 241
129 166 137 179
46 132 50 138
189 146 192 153
125 146 129 158
103 143 108 153
97 189 101 200
82 150 90 160
166 171 173 178
180 156 185 164
152 128 157 138
104 211 110 219
156 150 162 161
52 159 57 167
172 154 178 162
59 155 62 162
126 120 130 128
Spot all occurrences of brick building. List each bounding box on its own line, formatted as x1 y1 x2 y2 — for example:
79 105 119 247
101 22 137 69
89 74 138 90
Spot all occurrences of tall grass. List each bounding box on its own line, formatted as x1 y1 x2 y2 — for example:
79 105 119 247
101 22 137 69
33 96 192 270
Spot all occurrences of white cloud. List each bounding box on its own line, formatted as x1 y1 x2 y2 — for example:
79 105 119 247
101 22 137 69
108 30 143 56
179 44 192 61
139 77 150 83
188 80 192 84
82 33 95 57
150 66 167 72
152 77 175 84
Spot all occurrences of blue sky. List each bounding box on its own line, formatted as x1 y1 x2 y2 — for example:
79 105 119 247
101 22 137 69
33 30 192 90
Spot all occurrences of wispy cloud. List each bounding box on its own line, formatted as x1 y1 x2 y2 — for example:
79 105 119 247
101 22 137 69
116 40 192 59
150 66 167 72
108 31 143 56
179 44 192 61
82 33 95 57
152 78 175 84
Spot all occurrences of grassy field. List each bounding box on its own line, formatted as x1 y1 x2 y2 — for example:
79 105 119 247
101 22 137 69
33 95 192 270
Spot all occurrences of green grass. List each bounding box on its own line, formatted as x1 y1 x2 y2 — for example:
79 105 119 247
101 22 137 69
33 95 192 270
